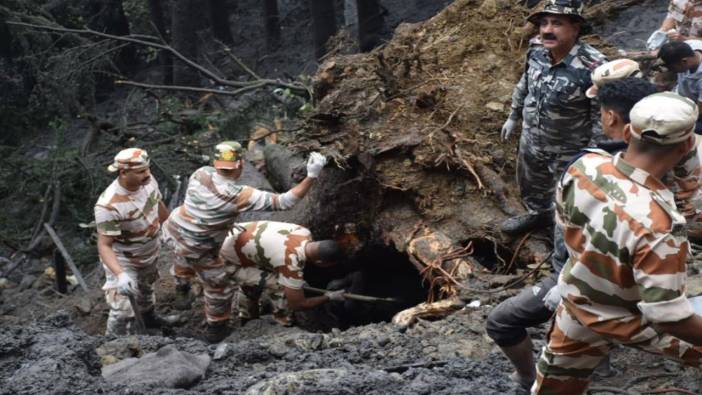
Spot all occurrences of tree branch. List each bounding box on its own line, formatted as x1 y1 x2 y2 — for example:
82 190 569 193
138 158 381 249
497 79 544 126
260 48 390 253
8 20 308 96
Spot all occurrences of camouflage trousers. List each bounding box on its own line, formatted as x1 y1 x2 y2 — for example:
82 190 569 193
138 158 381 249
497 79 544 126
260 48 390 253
233 265 289 322
517 130 583 213
163 218 239 323
104 263 158 336
532 305 702 395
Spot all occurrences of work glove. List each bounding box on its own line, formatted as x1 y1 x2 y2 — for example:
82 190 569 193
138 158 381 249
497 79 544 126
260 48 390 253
116 271 138 296
646 30 668 51
306 152 327 178
542 285 561 311
501 118 518 141
326 289 345 302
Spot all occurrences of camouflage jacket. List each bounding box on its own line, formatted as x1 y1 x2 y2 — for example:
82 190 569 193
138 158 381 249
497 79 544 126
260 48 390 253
219 221 311 289
95 177 162 287
510 42 607 147
556 150 695 343
169 166 298 243
668 0 702 38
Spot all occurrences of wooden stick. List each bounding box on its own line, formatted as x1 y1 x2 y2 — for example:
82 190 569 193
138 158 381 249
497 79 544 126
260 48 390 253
43 223 89 292
53 249 68 294
303 285 400 303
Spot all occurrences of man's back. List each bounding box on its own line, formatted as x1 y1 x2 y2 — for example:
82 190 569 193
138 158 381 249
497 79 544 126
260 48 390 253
557 150 691 342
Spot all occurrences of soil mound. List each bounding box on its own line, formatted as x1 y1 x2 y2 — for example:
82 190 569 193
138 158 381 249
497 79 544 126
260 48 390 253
276 0 547 294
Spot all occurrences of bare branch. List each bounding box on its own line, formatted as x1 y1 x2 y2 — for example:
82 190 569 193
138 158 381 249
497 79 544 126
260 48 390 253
8 20 308 96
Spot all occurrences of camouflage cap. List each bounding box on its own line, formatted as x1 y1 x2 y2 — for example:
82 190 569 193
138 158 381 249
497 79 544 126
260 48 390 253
527 0 591 34
629 92 697 145
585 59 642 98
213 141 244 169
107 148 150 172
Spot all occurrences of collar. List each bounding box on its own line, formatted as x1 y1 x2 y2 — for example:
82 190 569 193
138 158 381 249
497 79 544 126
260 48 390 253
543 42 580 67
115 178 142 196
612 152 674 202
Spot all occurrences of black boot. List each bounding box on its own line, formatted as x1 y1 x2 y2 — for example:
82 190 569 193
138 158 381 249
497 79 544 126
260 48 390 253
142 310 168 329
500 211 552 236
205 321 230 343
174 282 193 311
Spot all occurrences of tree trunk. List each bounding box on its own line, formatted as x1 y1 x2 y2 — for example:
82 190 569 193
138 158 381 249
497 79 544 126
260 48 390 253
85 0 137 73
262 0 281 50
147 0 173 84
343 0 359 36
308 0 337 59
208 0 234 44
357 0 383 52
171 0 200 86
0 11 12 59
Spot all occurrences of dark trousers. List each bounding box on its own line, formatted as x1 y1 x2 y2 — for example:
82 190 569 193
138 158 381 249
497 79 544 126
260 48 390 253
485 275 557 347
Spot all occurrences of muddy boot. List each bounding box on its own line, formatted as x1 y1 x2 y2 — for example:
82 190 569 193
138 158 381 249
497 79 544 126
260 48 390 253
174 282 193 311
205 321 230 343
500 211 552 236
142 309 168 329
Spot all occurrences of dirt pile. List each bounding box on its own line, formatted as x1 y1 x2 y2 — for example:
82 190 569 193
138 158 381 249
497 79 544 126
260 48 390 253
266 0 549 298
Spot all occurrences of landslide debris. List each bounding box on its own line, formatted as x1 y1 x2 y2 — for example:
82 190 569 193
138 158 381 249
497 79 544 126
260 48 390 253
266 0 550 296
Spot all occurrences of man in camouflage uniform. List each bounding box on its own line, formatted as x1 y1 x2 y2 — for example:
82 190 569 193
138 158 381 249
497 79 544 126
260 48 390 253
95 148 170 336
218 221 344 326
500 0 606 235
533 92 702 395
162 141 327 342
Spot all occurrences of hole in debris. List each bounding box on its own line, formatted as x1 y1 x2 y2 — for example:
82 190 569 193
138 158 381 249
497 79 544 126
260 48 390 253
465 238 514 272
302 243 429 330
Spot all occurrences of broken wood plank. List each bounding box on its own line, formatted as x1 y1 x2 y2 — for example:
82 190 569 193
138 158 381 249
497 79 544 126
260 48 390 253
43 223 89 292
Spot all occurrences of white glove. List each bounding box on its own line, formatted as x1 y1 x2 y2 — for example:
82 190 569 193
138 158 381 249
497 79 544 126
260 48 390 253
542 285 561 311
306 152 327 178
646 30 668 51
116 272 138 296
501 118 518 141
326 290 345 302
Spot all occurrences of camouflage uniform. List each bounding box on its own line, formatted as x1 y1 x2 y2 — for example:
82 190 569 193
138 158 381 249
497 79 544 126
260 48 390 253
667 0 702 39
510 42 606 212
95 176 162 335
533 150 702 394
219 221 311 323
162 167 301 323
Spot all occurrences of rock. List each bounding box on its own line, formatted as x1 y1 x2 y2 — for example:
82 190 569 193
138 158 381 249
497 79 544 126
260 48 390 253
213 343 229 360
485 101 505 112
245 368 403 395
19 274 37 291
74 299 92 315
102 344 210 389
96 336 141 366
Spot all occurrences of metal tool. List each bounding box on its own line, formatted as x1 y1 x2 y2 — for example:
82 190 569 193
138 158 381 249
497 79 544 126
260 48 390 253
127 293 147 334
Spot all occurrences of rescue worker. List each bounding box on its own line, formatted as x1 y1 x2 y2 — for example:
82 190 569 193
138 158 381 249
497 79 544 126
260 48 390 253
162 141 327 342
659 41 702 115
533 92 702 394
95 148 169 336
489 60 702 390
218 221 345 327
500 0 607 235
488 60 651 389
647 0 702 50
